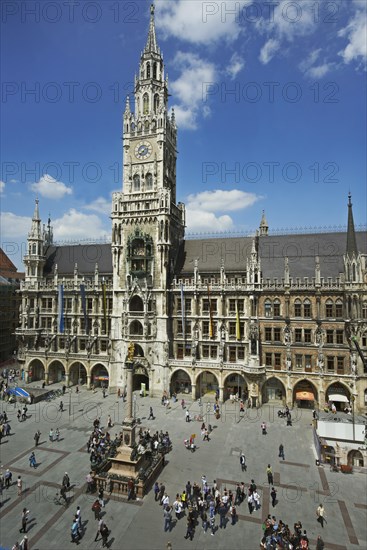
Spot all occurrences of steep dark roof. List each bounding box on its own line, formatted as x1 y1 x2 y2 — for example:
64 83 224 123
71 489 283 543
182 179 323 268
176 231 367 279
44 244 112 276
346 194 358 258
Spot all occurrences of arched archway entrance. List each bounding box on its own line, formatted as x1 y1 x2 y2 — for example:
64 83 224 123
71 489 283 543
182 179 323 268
293 379 318 408
326 382 350 411
91 364 109 388
196 371 219 399
262 377 286 404
348 450 364 468
223 373 247 401
69 362 87 386
28 359 45 382
170 369 191 395
48 361 65 384
133 364 149 393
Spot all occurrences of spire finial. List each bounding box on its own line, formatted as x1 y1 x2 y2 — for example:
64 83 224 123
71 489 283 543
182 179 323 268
145 3 158 53
346 192 358 258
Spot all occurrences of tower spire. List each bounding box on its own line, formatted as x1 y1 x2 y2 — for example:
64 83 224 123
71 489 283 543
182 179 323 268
346 192 358 258
145 3 158 54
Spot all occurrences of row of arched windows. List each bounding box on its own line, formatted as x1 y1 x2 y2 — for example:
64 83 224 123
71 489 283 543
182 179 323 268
132 173 153 192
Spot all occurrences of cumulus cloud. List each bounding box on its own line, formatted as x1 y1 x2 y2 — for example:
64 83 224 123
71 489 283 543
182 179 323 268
83 196 111 215
186 209 234 233
226 53 245 79
53 209 110 240
30 174 73 199
187 189 260 212
171 52 216 129
0 181 5 194
338 6 367 66
156 0 251 45
299 49 335 78
1 212 31 238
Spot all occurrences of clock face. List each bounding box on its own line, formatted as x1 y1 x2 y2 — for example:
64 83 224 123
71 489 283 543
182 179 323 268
134 141 152 160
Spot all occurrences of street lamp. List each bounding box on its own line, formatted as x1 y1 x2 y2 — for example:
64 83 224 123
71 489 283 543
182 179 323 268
351 395 355 442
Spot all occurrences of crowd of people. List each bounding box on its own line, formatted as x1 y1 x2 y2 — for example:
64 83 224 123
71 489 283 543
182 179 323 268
261 516 325 549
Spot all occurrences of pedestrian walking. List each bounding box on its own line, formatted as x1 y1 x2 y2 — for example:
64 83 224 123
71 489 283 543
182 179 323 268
316 535 325 549
86 471 94 493
271 487 277 507
71 519 80 544
185 410 190 422
59 401 64 412
29 452 36 468
230 503 237 525
164 505 172 532
266 464 274 485
184 515 195 540
34 430 41 446
218 502 227 528
101 522 109 547
4 469 12 488
279 443 285 460
94 518 105 542
154 481 160 501
17 409 22 422
19 508 29 533
261 421 267 435
62 472 70 490
202 509 208 532
253 490 261 511
55 428 60 441
240 452 246 471
19 536 28 550
107 415 113 428
210 515 215 536
98 486 105 507
76 506 82 530
247 493 254 514
17 476 22 496
148 407 154 420
92 499 101 520
49 428 54 442
316 504 327 528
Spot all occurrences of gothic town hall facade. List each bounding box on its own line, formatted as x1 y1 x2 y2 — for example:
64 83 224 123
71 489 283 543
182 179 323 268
16 8 367 413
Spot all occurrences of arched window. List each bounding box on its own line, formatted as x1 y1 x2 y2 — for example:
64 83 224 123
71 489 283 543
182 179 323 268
143 93 149 115
133 175 140 192
294 299 302 317
154 94 159 114
362 302 367 319
325 299 334 318
153 62 157 79
129 296 144 312
130 320 143 335
273 299 281 317
352 264 356 281
264 299 272 318
32 243 37 254
146 173 153 190
335 299 343 318
303 299 312 318
144 120 149 132
146 62 150 79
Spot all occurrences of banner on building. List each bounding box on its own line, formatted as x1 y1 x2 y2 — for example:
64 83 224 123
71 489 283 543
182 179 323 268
58 284 64 333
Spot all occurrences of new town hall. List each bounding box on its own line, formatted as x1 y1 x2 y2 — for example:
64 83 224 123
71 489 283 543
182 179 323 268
16 7 367 413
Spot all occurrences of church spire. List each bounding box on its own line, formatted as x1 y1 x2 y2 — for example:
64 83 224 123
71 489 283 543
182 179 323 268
145 4 159 54
29 198 42 240
346 192 358 258
259 210 268 236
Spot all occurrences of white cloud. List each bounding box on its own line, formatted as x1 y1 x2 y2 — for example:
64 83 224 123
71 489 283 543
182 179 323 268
156 0 252 45
307 63 333 78
186 208 234 233
0 181 5 194
187 189 260 212
299 48 321 72
30 174 73 199
226 53 245 79
259 38 280 64
53 209 109 240
1 212 31 238
338 6 367 65
170 52 216 129
83 196 111 215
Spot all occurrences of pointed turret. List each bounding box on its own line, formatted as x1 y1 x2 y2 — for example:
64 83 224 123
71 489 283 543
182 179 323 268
259 210 268 236
24 199 46 281
145 4 159 54
124 95 131 115
346 193 358 258
29 199 42 240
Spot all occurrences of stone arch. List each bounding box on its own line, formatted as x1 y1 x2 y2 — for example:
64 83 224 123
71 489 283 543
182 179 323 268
325 381 351 410
293 379 318 408
170 368 192 395
348 449 364 468
48 360 65 384
262 376 286 404
129 295 144 312
223 371 248 401
133 364 149 392
28 358 45 382
195 370 219 399
69 361 88 386
91 363 109 388
130 320 143 335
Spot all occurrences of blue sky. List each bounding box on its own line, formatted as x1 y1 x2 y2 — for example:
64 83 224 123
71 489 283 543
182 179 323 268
1 0 366 269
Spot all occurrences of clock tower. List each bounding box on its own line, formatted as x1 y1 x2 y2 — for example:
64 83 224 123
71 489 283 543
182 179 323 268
110 4 185 394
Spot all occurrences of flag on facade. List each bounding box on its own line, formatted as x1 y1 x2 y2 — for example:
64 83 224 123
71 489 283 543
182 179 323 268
102 279 107 327
236 301 241 341
207 284 214 339
58 284 64 333
80 284 89 334
180 283 185 341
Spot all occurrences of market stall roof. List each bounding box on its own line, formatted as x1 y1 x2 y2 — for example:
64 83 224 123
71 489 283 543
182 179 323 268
8 387 30 398
296 391 314 401
329 394 349 403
